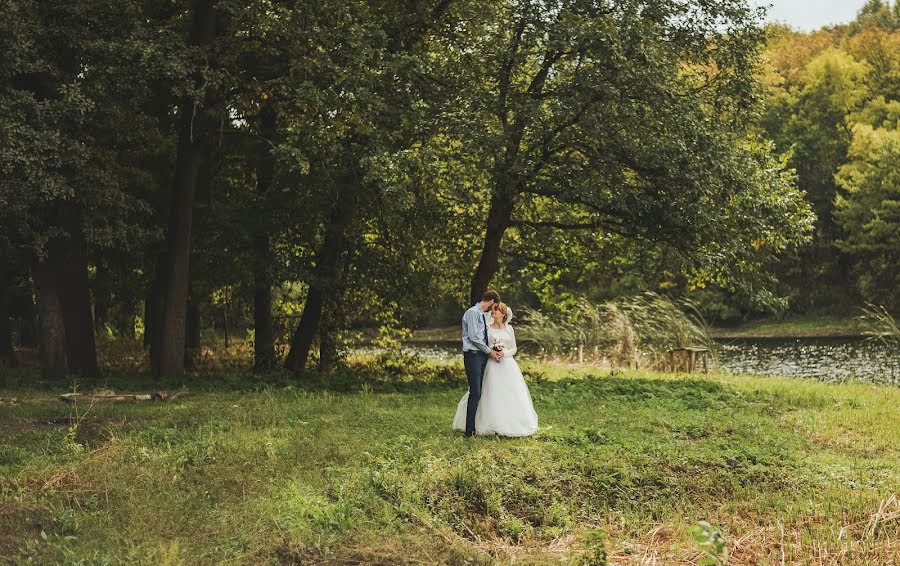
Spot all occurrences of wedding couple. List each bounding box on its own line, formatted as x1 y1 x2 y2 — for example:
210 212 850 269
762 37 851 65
452 291 538 437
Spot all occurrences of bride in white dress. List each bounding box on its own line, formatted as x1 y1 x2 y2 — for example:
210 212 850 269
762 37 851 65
452 302 538 437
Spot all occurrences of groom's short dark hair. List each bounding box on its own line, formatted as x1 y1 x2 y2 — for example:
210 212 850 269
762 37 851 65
482 290 500 303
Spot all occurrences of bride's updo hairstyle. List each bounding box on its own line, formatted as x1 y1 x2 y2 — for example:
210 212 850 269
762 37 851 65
492 302 511 324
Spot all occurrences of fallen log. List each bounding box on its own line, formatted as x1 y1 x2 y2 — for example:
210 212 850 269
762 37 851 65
58 391 188 403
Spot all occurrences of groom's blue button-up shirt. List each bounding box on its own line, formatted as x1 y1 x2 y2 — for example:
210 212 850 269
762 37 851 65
462 304 492 354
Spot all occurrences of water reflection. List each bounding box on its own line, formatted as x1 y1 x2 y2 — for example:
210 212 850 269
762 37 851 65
397 337 900 385
718 337 898 385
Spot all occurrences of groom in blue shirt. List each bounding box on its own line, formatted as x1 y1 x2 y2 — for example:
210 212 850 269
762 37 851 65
461 290 503 437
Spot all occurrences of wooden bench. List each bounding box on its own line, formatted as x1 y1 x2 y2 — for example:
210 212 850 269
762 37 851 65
666 347 710 373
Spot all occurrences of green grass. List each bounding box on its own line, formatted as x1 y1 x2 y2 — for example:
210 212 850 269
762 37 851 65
1 362 898 564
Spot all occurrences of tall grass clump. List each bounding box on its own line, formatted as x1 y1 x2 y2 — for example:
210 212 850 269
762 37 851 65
860 304 900 348
519 292 717 369
859 304 900 378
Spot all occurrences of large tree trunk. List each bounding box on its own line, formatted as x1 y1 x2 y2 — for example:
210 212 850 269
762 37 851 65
29 210 99 377
57 224 99 376
253 104 277 372
32 259 67 379
154 0 218 377
0 260 14 367
285 167 359 373
469 189 516 304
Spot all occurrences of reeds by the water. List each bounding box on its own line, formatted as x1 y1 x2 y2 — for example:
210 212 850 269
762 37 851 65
518 292 718 369
860 303 900 350
859 304 900 378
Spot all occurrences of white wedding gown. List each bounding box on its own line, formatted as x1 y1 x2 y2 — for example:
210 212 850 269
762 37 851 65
452 325 538 437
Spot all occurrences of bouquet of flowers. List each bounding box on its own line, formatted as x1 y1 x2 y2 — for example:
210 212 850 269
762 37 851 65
491 336 505 352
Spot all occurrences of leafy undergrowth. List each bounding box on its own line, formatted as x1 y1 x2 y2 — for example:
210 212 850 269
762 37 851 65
1 364 898 564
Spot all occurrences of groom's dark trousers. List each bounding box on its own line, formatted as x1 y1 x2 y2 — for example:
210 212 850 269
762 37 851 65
463 350 489 436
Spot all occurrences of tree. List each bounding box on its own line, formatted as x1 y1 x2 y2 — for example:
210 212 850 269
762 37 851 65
151 0 222 377
282 0 458 373
423 0 813 306
835 123 900 311
850 0 899 33
757 3 899 313
0 1 117 377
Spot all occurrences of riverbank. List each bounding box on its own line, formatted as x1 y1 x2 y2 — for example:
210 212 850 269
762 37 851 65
412 314 866 343
1 363 897 564
712 314 866 338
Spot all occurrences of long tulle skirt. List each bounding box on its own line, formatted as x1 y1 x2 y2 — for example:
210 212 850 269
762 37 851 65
452 356 538 437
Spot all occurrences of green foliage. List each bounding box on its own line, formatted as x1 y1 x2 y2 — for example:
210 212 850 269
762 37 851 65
575 528 609 566
689 521 728 565
420 0 813 310
850 0 900 33
1 0 897 380
834 125 900 310
758 7 900 313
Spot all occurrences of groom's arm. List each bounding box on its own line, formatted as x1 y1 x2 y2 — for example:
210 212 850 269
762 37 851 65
465 309 492 354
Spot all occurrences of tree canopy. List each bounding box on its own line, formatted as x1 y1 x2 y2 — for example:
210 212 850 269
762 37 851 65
2 0 896 376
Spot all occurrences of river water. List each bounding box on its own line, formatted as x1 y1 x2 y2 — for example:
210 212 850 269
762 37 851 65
717 337 898 385
401 337 900 385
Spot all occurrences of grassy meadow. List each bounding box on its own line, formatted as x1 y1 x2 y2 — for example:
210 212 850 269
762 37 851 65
1 360 898 564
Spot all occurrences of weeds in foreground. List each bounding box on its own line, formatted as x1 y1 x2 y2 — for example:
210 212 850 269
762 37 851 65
690 521 728 565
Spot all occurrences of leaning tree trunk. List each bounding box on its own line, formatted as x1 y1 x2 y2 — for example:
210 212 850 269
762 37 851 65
154 0 218 377
253 104 277 372
469 188 516 304
0 260 14 367
284 167 359 374
317 308 339 373
32 259 67 379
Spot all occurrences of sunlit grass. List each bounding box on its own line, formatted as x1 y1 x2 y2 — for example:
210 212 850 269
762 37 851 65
1 362 898 564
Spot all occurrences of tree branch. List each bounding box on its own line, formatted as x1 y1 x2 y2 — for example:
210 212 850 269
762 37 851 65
523 92 604 156
525 49 564 99
497 18 527 126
